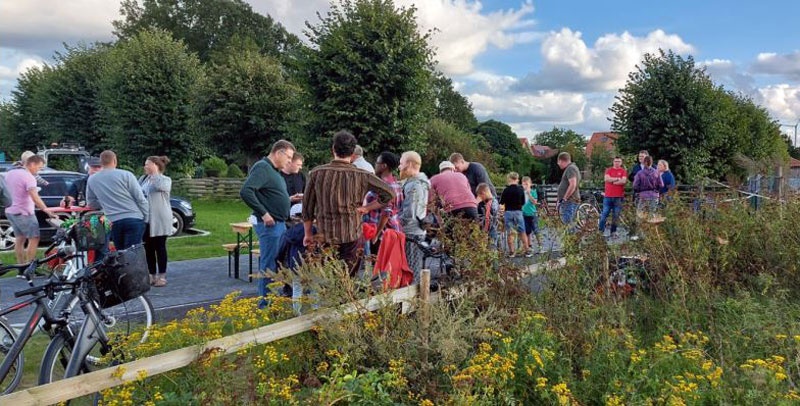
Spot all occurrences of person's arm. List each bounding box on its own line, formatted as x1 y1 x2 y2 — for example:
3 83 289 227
401 184 416 224
240 163 269 218
129 173 150 223
301 172 317 244
150 174 172 193
86 180 101 210
360 173 394 212
28 187 56 218
530 189 538 205
628 165 637 182
614 176 628 185
565 176 578 201
499 188 508 206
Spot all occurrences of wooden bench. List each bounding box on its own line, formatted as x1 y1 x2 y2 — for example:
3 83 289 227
222 242 259 252
225 241 260 279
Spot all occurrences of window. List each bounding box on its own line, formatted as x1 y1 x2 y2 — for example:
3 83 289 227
39 175 82 198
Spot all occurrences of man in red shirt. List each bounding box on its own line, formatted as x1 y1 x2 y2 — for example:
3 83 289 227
599 156 627 237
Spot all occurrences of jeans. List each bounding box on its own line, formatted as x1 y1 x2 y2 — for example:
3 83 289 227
598 197 624 234
110 218 145 251
254 221 286 305
560 201 579 227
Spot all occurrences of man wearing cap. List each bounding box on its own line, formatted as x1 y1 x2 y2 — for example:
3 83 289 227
61 157 103 207
429 160 478 220
11 151 49 186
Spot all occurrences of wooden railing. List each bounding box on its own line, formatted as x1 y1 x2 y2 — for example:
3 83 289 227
175 178 244 199
2 260 566 405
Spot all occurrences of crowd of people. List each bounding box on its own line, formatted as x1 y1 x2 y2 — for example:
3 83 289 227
1 150 174 287
1 136 678 306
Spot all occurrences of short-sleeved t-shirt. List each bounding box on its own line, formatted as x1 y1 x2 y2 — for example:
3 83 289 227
604 167 627 198
557 163 581 203
500 184 526 211
4 168 37 215
522 188 538 216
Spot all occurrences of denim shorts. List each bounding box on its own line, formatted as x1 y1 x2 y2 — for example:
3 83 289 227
7 213 39 238
503 210 525 233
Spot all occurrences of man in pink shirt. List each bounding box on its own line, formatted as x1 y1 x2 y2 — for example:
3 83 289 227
3 155 55 263
429 161 478 220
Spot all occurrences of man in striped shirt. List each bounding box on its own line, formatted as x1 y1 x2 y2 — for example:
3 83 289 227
302 131 395 277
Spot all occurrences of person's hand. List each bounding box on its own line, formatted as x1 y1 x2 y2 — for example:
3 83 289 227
47 211 59 219
291 193 303 202
261 213 275 226
303 234 315 247
356 206 370 215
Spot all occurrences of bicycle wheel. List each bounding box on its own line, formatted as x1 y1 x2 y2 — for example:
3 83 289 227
38 332 102 405
0 317 23 395
57 294 155 366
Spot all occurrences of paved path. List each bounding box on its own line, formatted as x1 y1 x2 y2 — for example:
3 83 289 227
0 255 259 325
0 225 630 326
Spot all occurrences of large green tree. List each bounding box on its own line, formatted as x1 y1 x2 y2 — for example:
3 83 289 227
298 0 436 158
98 29 204 171
433 74 478 132
421 118 495 176
534 127 587 183
474 119 532 175
193 49 299 165
113 0 298 61
5 65 60 151
38 44 113 153
611 49 786 181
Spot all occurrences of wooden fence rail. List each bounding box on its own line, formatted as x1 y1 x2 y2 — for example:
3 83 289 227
175 178 244 199
2 260 565 405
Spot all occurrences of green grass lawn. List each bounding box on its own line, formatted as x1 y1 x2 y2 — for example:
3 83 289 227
1 199 252 266
167 199 252 262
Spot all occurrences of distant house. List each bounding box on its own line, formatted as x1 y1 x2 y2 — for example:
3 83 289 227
790 157 800 179
531 145 558 159
518 138 530 151
586 132 619 157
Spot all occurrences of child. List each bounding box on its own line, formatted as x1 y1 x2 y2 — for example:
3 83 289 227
521 176 541 253
499 172 531 258
476 183 498 248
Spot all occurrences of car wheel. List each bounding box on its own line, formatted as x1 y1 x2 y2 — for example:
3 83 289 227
171 211 184 236
0 220 15 251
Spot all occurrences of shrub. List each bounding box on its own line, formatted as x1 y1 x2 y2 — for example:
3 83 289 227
202 156 228 177
227 163 245 178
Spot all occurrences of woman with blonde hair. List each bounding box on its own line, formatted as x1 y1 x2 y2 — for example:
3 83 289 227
139 156 172 286
657 159 676 200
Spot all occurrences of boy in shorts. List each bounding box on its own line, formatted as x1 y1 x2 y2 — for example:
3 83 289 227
499 172 531 258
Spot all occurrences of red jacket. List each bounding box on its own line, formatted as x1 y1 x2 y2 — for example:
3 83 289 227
374 229 413 289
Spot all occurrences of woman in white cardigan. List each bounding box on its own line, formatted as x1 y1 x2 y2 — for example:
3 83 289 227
139 156 172 287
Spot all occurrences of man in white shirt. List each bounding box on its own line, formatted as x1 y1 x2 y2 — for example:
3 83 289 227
351 145 375 174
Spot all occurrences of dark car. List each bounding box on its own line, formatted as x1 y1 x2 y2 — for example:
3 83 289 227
0 170 195 251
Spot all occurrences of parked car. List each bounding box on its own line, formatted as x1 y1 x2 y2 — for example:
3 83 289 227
0 170 195 251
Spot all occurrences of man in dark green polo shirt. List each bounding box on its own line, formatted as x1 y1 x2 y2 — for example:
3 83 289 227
240 140 294 305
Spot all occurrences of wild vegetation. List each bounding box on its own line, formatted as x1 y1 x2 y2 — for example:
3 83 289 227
89 197 800 405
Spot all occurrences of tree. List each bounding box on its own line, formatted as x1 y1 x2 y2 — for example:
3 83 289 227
475 119 532 175
611 49 786 181
5 65 60 151
193 50 299 165
420 119 495 176
38 44 113 153
113 0 299 61
98 29 204 171
298 0 436 158
534 127 587 150
588 145 615 186
433 73 478 132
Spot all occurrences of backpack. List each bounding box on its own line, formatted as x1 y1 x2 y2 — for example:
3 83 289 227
0 176 11 210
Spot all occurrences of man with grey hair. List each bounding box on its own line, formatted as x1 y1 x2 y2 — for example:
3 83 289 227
351 145 375 174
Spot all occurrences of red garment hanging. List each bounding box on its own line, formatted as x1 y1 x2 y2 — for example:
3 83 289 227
374 229 413 289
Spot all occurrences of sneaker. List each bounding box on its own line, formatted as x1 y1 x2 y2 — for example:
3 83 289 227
508 252 516 258
524 250 534 258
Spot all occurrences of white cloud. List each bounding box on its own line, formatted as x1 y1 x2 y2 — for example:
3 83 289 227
467 90 586 123
752 51 800 81
515 28 694 92
0 1 118 52
699 59 756 95
254 0 537 76
758 84 800 122
0 57 45 81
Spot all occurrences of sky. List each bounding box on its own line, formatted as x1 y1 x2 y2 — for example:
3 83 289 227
2 0 800 142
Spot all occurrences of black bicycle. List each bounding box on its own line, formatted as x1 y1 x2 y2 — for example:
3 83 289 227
0 247 78 394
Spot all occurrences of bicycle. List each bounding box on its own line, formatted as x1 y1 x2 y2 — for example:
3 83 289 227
0 247 79 394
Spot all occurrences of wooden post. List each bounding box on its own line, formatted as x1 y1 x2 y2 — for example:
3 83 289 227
420 269 431 365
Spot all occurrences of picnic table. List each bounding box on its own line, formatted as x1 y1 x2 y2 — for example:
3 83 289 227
227 222 256 281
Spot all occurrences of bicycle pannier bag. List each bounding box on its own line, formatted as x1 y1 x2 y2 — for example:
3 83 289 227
92 244 150 308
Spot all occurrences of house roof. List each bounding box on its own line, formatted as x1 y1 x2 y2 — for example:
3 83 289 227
518 137 530 151
586 132 619 157
790 157 800 168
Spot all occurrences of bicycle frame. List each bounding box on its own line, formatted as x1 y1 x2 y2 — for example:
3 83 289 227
63 294 108 378
0 291 68 381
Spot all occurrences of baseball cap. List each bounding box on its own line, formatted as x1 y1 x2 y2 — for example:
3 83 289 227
439 161 455 171
20 151 35 162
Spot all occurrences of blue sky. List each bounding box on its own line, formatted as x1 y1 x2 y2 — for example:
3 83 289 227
2 1 799 140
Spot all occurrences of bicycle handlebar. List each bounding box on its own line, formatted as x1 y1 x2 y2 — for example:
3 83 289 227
0 246 78 277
